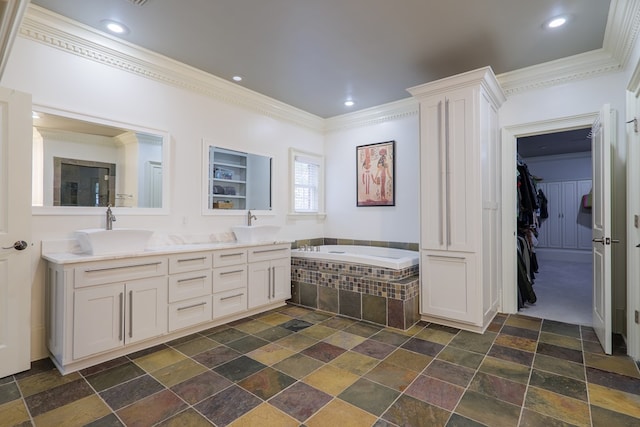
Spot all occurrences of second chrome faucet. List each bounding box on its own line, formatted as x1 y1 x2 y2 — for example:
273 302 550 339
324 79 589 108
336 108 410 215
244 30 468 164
106 205 116 230
247 210 257 226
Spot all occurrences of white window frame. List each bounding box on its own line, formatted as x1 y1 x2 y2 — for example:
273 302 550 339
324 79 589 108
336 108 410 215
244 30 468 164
289 148 325 218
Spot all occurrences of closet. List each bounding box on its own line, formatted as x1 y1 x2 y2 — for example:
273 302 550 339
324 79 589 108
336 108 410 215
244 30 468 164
536 180 592 251
408 67 506 333
516 130 594 324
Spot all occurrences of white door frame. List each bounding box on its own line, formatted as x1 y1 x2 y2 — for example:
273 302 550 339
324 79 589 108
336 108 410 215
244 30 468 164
501 113 598 314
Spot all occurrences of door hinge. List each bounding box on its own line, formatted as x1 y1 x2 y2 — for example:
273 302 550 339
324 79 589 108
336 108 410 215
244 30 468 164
635 310 639 324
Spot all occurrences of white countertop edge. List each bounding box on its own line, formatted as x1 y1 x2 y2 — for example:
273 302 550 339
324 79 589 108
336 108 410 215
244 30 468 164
42 240 293 264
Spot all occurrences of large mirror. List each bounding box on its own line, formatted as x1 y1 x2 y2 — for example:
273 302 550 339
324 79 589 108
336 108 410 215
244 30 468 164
32 109 168 212
202 140 272 212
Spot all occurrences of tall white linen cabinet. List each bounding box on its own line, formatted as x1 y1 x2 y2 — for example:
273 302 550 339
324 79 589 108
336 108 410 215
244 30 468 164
408 67 506 333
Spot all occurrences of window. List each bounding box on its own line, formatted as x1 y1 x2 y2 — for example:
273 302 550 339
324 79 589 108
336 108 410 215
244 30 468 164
290 149 324 215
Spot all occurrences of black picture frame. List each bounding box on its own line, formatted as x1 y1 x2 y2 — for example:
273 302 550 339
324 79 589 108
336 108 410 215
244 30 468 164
356 140 395 206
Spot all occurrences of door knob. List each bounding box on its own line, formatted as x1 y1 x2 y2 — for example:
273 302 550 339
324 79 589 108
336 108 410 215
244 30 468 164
2 240 28 250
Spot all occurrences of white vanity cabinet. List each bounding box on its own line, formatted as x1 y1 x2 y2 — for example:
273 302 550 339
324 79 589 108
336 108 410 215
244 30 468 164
45 241 291 374
247 244 291 309
408 67 505 333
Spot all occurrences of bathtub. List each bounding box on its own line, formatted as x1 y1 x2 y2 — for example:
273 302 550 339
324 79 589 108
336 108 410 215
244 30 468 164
292 245 419 270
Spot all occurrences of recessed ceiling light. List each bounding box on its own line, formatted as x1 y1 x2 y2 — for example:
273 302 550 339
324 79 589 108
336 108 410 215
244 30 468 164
232 76 243 82
545 15 568 29
101 19 130 35
344 100 355 107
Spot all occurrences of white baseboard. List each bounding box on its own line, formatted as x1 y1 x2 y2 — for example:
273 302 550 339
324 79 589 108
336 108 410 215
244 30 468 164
535 248 591 263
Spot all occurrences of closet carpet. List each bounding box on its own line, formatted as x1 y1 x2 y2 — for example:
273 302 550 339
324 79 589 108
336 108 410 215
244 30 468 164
1 305 639 427
519 259 593 326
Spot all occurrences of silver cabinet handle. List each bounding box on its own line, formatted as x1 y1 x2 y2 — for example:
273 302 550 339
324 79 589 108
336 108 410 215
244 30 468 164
219 269 244 276
444 97 451 247
220 252 244 258
272 267 276 298
267 267 272 300
129 290 133 338
177 301 207 311
119 292 124 341
177 256 206 263
252 248 288 254
220 293 244 301
177 275 208 283
437 100 444 246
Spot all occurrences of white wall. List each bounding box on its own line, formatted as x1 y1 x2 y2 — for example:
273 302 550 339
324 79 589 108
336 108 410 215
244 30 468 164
324 112 420 244
2 36 325 359
522 152 592 182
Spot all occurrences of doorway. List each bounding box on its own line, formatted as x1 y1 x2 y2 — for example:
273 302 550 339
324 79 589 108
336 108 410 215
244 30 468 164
515 127 594 326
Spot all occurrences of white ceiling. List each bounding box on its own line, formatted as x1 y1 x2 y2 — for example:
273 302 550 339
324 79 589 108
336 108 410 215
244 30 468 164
29 0 612 118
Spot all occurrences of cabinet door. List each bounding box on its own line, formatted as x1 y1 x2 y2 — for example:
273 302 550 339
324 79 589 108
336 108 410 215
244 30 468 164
445 87 476 252
421 251 478 325
577 180 593 250
247 261 270 309
73 285 123 359
271 257 292 301
420 89 475 252
544 182 563 248
126 277 168 345
535 183 548 247
561 181 578 249
420 97 447 250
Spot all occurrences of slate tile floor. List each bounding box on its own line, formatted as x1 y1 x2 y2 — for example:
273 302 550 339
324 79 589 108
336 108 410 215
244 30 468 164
1 305 639 426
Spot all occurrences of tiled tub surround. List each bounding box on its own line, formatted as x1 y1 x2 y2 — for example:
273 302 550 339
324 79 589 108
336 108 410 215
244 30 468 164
292 237 419 252
290 247 420 330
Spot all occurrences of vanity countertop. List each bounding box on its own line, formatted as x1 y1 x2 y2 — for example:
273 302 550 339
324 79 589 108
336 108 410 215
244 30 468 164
42 241 292 264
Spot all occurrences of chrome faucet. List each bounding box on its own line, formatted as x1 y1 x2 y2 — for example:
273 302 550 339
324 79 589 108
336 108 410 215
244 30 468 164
247 210 257 226
106 205 116 230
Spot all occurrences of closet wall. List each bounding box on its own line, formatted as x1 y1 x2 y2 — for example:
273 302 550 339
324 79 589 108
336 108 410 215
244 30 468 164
520 151 592 262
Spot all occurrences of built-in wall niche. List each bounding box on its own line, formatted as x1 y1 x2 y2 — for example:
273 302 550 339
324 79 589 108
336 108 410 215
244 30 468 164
32 109 169 213
202 140 272 213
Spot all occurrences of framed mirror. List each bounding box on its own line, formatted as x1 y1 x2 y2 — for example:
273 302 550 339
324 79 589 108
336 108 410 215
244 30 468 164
202 140 272 213
32 107 169 214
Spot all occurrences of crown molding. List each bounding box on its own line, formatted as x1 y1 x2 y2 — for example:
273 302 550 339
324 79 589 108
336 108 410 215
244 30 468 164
19 5 325 133
324 98 418 133
498 0 640 96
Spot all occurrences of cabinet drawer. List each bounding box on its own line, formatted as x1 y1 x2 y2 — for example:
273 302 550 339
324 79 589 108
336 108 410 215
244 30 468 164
213 265 247 293
213 248 247 267
168 296 212 332
74 257 168 288
168 252 212 274
212 287 247 319
169 270 212 303
248 244 290 262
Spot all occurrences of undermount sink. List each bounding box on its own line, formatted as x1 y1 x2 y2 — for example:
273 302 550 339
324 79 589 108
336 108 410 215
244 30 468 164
75 228 154 255
232 225 280 243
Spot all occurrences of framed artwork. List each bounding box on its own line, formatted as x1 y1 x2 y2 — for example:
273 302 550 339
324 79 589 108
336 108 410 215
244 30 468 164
356 140 395 206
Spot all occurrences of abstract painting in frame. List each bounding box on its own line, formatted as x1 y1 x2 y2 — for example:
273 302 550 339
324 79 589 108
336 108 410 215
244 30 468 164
356 140 395 206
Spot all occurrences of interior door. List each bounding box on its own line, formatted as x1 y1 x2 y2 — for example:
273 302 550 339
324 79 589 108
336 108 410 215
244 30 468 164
0 87 33 377
591 104 614 355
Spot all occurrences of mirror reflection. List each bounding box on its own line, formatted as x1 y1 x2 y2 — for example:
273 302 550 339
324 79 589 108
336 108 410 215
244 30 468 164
205 144 272 211
32 111 164 208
